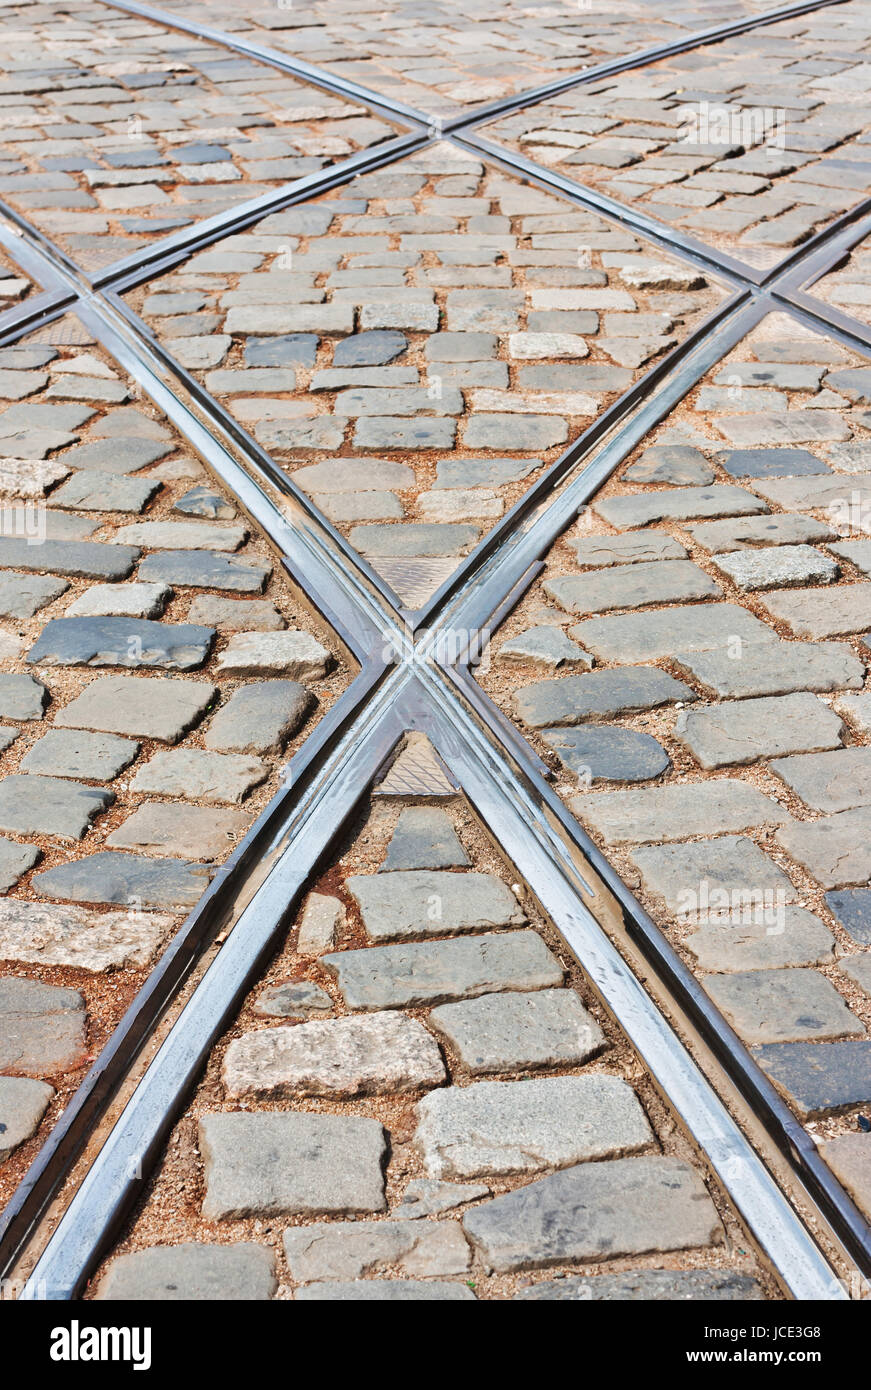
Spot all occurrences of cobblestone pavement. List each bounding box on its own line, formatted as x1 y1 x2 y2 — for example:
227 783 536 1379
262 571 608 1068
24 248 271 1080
1 0 871 1303
0 313 347 1197
481 313 871 1200
0 0 399 267
126 148 724 608
148 0 791 115
482 1 871 269
91 788 771 1301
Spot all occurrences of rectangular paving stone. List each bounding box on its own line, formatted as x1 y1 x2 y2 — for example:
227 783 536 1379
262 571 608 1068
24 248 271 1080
688 513 839 552
204 681 313 754
346 870 525 941
187 596 284 631
222 1011 446 1100
714 447 829 478
199 1112 388 1219
759 585 871 639
594 485 767 529
820 1134 871 1220
54 676 217 743
771 747 871 813
64 582 171 619
138 551 271 592
512 667 692 728
131 748 267 805
415 1076 652 1181
20 728 137 780
0 977 86 1075
544 560 720 616
0 1076 54 1162
111 521 246 551
714 412 851 447
427 989 604 1075
685 906 835 973
753 1041 871 1117
515 1270 763 1301
349 522 477 556
26 617 214 672
106 803 249 861
570 603 777 663
380 807 468 871
0 572 68 619
323 931 564 1011
215 630 331 679
673 642 864 699
749 471 871 512
777 808 871 889
704 969 863 1044
293 1279 474 1301
0 773 112 840
575 780 791 846
46 469 159 513
462 1157 721 1272
0 537 139 579
0 897 169 971
631 837 798 916
0 673 47 721
674 692 844 769
711 545 838 591
825 889 871 946
33 851 210 910
96 1243 276 1302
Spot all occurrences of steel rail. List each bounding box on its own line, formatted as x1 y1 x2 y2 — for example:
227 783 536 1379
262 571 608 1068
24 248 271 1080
16 666 850 1301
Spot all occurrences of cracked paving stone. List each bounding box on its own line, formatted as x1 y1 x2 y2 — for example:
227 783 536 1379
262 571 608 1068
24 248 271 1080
710 545 839 591
759 586 871 640
569 603 777 664
347 870 524 941
0 834 39 890
0 774 112 840
543 725 670 783
0 673 46 721
106 804 249 862
254 980 332 1021
685 907 835 973
297 893 343 956
33 850 209 910
753 1041 871 1117
0 977 86 1075
396 1179 490 1220
825 889 871 946
54 676 217 743
131 748 267 805
568 532 687 567
96 1243 276 1301
674 692 844 769
324 931 564 1011
0 898 170 971
704 968 863 1044
512 667 692 728
204 682 314 755
0 1076 54 1161
631 836 797 915
26 617 214 671
0 572 68 619
65 582 171 619
223 1011 446 1100
427 989 605 1075
0 538 139 580
379 807 469 872
594 485 767 529
623 446 715 486
20 728 138 781
283 1218 469 1283
294 1280 475 1301
777 808 871 889
688 513 839 552
516 1270 763 1300
771 747 871 813
434 457 541 489
462 1156 721 1272
215 630 331 679
138 551 271 593
545 560 720 616
498 626 591 669
199 1111 388 1219
672 642 863 699
415 1075 652 1180
575 780 790 846
187 596 284 631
